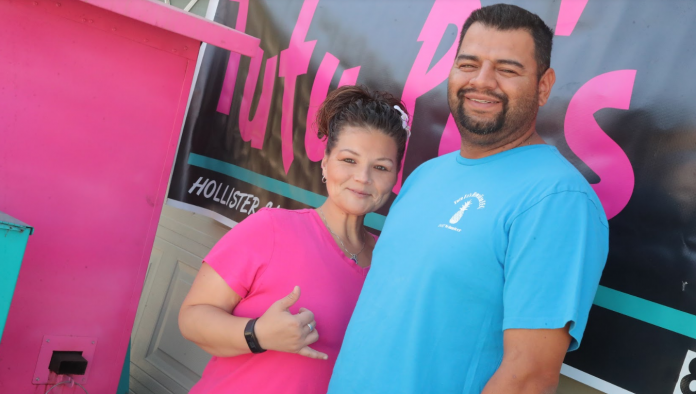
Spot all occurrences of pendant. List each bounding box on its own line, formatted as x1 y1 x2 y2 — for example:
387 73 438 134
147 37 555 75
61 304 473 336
349 254 358 264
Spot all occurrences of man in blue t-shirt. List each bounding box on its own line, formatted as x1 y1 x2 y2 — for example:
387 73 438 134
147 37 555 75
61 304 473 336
328 4 608 394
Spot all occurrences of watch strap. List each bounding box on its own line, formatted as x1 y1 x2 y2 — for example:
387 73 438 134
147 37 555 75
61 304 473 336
244 317 266 354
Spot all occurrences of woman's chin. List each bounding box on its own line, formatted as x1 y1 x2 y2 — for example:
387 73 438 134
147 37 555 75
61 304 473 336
332 201 375 217
346 208 372 217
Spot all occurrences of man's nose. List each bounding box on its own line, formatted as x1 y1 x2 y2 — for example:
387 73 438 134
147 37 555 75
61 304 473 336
469 62 497 91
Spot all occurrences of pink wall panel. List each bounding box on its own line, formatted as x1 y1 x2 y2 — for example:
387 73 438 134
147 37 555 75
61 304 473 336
0 1 198 392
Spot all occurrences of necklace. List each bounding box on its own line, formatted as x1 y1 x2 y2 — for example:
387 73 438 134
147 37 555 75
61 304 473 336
317 207 366 264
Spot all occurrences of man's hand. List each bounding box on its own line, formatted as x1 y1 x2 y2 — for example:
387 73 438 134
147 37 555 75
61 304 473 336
254 286 328 360
481 325 572 394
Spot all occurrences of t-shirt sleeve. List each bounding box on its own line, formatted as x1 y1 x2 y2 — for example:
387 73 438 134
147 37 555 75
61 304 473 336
203 208 275 298
502 191 609 351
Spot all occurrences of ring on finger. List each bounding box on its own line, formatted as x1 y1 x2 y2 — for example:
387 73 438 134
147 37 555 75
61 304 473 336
307 322 315 332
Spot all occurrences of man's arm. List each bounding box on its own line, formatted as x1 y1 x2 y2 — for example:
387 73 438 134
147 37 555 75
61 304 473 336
481 325 571 394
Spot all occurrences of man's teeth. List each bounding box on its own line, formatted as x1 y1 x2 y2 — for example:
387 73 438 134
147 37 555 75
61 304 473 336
470 98 494 103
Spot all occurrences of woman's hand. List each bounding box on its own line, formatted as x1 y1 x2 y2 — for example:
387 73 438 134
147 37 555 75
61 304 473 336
254 286 328 360
179 265 328 359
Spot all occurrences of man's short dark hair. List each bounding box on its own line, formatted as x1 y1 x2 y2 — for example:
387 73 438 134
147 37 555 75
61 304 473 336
458 4 554 79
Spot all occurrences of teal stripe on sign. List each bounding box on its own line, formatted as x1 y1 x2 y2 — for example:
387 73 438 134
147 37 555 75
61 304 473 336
190 155 696 339
188 153 387 230
594 285 696 339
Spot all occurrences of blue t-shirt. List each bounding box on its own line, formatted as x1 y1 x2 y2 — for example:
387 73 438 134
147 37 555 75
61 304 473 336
328 145 609 394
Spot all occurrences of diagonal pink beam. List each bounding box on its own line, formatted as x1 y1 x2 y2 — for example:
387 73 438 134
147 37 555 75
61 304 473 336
78 0 259 56
555 0 589 36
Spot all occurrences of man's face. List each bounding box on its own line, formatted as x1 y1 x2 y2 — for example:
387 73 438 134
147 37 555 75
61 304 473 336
448 23 546 144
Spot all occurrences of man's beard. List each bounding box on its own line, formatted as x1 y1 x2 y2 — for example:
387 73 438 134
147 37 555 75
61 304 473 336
451 87 539 137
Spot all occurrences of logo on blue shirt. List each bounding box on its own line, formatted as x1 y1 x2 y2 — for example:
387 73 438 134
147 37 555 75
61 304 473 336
438 192 486 232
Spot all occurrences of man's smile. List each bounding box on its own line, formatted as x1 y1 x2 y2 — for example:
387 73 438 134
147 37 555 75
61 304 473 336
464 93 502 111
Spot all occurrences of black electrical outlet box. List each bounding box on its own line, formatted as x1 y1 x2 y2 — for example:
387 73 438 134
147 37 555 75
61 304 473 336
48 351 88 375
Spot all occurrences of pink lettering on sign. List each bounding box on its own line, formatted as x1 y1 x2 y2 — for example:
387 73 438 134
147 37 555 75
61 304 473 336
394 0 481 193
337 65 361 88
305 52 361 162
555 0 589 36
239 48 277 149
438 115 460 156
564 69 637 219
216 0 249 115
278 0 320 173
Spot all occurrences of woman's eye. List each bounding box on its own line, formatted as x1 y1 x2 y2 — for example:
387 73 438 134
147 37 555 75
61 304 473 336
375 165 389 171
342 158 356 164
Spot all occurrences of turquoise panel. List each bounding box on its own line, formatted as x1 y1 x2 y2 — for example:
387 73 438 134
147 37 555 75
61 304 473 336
116 340 131 394
0 212 33 341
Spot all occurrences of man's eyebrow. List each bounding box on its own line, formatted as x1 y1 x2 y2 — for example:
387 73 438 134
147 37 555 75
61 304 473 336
456 54 479 62
497 59 525 69
456 54 525 70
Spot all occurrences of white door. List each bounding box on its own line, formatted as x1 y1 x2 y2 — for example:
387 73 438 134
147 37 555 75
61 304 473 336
129 205 230 394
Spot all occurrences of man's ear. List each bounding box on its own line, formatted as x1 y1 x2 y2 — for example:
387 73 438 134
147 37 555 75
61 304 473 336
538 67 556 107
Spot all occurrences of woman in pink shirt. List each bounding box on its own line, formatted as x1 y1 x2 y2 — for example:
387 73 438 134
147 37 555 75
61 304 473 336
178 85 411 394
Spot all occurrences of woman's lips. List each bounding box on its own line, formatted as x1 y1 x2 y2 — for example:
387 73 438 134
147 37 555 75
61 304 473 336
348 188 370 197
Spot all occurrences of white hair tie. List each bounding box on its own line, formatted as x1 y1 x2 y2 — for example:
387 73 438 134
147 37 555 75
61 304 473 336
393 105 411 138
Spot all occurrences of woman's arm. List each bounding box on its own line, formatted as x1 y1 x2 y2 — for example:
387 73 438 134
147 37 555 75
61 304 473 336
178 263 328 359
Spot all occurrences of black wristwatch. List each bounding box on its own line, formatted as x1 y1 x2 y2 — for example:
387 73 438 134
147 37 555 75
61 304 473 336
244 318 267 354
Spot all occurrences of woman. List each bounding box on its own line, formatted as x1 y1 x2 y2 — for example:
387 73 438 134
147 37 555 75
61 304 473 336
178 85 411 394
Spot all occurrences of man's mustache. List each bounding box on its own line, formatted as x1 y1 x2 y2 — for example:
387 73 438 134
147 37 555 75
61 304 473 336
457 88 508 104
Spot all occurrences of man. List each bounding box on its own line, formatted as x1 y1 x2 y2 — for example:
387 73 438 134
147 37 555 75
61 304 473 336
328 4 608 394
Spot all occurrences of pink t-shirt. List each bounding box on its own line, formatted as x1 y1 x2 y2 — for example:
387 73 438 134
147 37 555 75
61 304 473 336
189 208 373 394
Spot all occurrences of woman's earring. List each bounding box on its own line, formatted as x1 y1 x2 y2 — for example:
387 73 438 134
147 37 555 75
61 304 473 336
321 175 327 184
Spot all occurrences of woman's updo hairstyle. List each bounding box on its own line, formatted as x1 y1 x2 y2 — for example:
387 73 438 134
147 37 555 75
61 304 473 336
316 85 410 170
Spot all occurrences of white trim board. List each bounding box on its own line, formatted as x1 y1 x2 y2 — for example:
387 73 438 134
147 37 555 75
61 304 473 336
166 199 239 229
561 364 635 394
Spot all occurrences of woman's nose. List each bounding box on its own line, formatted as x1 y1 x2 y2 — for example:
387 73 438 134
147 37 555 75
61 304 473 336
353 165 372 184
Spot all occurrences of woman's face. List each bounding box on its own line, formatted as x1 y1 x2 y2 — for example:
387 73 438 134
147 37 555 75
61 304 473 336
322 126 399 216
